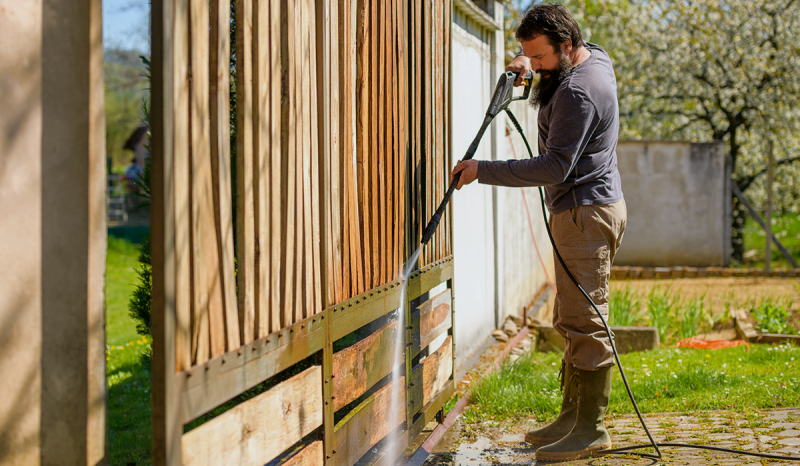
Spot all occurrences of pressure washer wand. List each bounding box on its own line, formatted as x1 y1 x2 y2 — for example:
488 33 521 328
420 70 532 246
420 115 493 245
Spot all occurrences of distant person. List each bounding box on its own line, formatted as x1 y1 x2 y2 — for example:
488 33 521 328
124 158 143 211
450 3 625 461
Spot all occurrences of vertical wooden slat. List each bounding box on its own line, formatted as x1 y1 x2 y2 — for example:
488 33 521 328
309 0 323 314
172 0 192 374
377 0 386 286
254 0 270 339
327 0 343 307
190 0 225 362
269 0 282 333
282 0 297 327
304 0 322 316
414 0 422 262
398 0 407 266
300 0 313 320
442 0 446 256
210 0 240 352
433 0 440 260
357 0 371 294
294 0 306 323
424 0 431 266
343 0 363 298
235 0 256 344
388 0 397 278
369 0 379 289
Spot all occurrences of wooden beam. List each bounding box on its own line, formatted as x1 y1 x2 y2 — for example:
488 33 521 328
181 365 323 466
332 377 406 466
405 257 453 300
178 311 327 424
332 320 401 411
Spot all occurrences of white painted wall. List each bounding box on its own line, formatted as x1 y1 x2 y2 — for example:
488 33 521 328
450 1 554 373
451 5 497 370
614 141 731 267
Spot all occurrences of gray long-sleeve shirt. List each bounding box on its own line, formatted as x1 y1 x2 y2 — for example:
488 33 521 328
478 43 623 214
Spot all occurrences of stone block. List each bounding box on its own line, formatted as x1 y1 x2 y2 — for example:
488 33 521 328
628 267 642 279
640 267 655 279
669 267 684 279
611 326 660 353
535 325 565 353
684 267 698 278
654 267 672 279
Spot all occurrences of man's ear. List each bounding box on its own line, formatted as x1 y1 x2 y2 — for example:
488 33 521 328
561 40 573 55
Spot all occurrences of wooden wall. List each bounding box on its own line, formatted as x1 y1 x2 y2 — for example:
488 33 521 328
151 0 455 464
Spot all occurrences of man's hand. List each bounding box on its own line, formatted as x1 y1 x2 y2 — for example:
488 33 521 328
450 160 479 190
506 55 531 86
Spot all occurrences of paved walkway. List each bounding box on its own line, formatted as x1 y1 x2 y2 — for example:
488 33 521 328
422 408 800 465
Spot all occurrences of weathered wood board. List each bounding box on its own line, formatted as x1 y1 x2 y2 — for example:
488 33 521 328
283 440 323 466
181 365 322 466
418 289 451 350
409 336 452 415
332 376 406 466
332 320 402 411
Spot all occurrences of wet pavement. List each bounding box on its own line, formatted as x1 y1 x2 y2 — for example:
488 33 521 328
422 408 800 465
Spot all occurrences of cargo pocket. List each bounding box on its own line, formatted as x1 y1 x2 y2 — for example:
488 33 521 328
555 241 610 316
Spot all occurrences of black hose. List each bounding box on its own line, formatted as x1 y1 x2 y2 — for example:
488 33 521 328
504 108 800 462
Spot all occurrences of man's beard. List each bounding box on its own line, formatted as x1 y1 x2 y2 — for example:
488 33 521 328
530 53 573 108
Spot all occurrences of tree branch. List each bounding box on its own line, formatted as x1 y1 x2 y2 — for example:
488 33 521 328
738 155 800 191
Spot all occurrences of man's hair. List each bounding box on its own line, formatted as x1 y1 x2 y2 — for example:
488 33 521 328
515 3 583 51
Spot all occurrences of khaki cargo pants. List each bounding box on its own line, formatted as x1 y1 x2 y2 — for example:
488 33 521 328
550 199 626 371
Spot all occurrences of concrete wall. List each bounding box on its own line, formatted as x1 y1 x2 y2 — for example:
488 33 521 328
615 141 731 267
0 1 107 464
450 1 554 374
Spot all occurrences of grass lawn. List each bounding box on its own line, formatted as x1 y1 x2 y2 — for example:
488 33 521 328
742 213 800 269
106 237 152 466
465 344 800 424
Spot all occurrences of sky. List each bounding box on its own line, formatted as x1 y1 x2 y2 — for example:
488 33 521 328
103 0 150 53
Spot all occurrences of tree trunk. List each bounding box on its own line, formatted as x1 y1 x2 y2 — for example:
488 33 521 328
731 193 746 263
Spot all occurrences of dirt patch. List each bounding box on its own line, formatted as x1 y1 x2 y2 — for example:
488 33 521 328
611 277 800 319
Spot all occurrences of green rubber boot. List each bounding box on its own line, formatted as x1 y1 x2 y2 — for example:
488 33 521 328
535 365 613 461
523 361 577 446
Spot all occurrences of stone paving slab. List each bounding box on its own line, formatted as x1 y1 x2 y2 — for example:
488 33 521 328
421 408 800 465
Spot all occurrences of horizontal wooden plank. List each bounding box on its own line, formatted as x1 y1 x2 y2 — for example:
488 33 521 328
182 365 323 466
406 257 453 301
283 440 323 466
332 320 402 411
409 336 452 415
419 289 451 350
333 377 406 466
329 278 404 341
178 311 327 424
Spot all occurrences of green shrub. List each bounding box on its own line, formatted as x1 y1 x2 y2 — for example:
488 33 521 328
128 232 152 338
750 299 797 335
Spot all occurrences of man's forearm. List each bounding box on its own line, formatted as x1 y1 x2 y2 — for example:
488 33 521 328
477 156 571 188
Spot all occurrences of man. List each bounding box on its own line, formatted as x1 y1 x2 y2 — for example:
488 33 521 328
450 3 626 461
